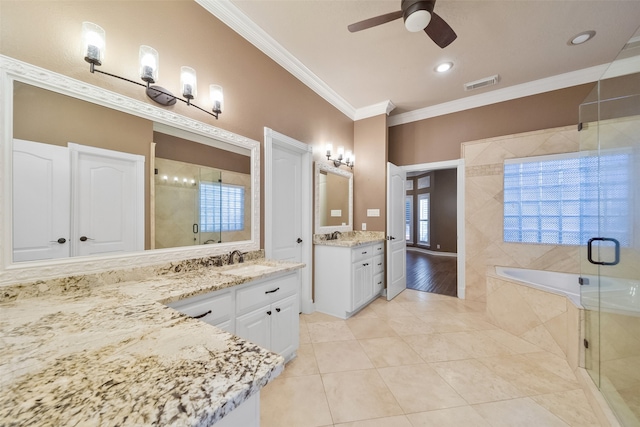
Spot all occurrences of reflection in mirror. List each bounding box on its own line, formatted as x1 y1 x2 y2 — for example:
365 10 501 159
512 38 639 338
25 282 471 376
10 80 253 263
315 162 353 234
153 130 251 249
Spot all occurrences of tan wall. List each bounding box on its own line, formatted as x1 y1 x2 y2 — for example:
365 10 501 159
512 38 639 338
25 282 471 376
154 132 250 175
0 0 354 248
389 84 595 165
354 115 388 232
324 172 350 226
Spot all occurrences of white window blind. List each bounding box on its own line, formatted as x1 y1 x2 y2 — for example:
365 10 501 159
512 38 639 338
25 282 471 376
418 193 430 245
406 195 413 242
503 151 630 246
200 182 245 232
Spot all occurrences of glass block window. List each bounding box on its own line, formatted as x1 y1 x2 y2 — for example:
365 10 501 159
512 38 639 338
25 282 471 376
200 182 245 232
503 151 630 246
406 195 413 242
418 193 430 245
418 175 431 189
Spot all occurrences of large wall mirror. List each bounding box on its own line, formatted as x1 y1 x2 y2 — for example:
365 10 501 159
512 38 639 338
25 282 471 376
0 56 260 285
314 162 353 234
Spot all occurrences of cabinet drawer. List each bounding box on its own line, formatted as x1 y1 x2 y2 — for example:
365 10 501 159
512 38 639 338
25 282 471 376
168 291 232 326
373 255 384 274
352 245 373 263
373 272 384 295
236 273 298 314
373 242 384 255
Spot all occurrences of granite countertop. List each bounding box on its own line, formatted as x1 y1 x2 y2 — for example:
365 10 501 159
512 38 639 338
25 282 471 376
0 258 304 426
313 231 385 248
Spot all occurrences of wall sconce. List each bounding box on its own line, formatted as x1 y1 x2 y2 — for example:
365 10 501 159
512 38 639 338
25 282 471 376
325 144 355 169
82 22 223 119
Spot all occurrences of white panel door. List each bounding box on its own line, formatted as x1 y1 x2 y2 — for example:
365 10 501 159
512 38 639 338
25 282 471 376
70 144 144 257
386 162 406 300
271 144 303 262
12 139 70 262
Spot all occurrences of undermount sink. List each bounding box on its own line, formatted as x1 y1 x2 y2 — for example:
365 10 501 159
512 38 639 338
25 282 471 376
220 263 276 276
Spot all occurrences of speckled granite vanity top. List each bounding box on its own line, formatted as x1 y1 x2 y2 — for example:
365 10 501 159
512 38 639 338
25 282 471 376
0 255 303 426
313 231 385 247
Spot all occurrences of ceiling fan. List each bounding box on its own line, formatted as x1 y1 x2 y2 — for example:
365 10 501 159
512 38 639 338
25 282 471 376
347 0 457 49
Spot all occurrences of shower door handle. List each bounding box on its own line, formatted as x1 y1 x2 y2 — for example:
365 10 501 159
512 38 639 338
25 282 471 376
587 237 620 266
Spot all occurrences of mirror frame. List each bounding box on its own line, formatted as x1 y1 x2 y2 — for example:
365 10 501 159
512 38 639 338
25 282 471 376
314 162 353 234
0 55 260 286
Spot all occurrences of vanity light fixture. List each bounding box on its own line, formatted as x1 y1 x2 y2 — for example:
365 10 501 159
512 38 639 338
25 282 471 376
82 22 223 119
325 143 355 169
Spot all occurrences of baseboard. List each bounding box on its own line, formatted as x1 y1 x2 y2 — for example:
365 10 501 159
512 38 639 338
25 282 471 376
407 246 457 258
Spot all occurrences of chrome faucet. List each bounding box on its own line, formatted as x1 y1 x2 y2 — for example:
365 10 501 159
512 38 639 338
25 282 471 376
229 249 245 264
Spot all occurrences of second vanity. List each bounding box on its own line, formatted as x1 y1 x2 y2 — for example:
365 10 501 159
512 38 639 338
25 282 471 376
0 256 303 427
314 232 385 319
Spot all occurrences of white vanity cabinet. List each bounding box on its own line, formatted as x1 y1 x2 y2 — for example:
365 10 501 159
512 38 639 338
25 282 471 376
314 241 385 319
167 270 299 362
236 273 299 361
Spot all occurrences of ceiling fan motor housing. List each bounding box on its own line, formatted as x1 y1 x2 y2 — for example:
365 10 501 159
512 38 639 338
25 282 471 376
402 0 435 32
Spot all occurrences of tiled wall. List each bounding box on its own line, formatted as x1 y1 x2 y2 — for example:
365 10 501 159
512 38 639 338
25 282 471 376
486 274 581 371
461 126 581 302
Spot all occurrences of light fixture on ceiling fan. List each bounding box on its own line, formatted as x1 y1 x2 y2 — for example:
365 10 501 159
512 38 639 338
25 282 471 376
347 0 457 49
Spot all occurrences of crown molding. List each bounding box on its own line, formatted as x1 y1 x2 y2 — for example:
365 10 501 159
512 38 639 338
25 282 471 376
354 100 396 121
388 64 609 127
196 0 630 128
196 0 357 120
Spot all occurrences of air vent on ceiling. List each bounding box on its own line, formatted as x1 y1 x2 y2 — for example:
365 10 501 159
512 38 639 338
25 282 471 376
464 74 500 91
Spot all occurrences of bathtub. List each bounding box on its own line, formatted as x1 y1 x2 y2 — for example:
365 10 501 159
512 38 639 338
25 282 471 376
495 266 640 315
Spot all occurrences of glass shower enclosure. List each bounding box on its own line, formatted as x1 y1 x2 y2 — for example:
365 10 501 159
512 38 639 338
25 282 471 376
579 26 640 426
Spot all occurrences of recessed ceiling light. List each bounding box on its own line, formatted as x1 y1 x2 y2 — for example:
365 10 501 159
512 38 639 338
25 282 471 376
435 62 453 73
569 30 596 46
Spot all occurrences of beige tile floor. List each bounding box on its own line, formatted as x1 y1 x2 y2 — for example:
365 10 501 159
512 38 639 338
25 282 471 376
260 289 602 427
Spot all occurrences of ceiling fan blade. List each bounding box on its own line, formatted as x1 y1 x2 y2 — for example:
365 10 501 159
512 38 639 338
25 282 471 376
424 12 457 48
348 10 403 33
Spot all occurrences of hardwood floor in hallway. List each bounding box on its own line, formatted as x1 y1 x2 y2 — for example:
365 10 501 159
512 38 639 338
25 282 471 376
406 249 457 297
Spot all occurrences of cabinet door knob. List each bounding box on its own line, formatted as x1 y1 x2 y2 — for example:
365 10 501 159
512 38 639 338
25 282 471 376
297 238 303 243
79 236 94 242
267 310 272 315
276 308 281 312
50 238 67 244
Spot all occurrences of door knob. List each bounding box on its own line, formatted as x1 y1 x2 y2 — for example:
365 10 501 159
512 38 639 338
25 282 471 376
297 238 303 243
50 238 66 244
79 236 94 242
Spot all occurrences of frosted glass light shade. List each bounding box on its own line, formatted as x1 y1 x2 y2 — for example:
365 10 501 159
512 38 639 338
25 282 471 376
325 143 333 156
181 66 197 99
405 10 431 32
210 85 223 113
139 45 159 84
82 22 105 65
